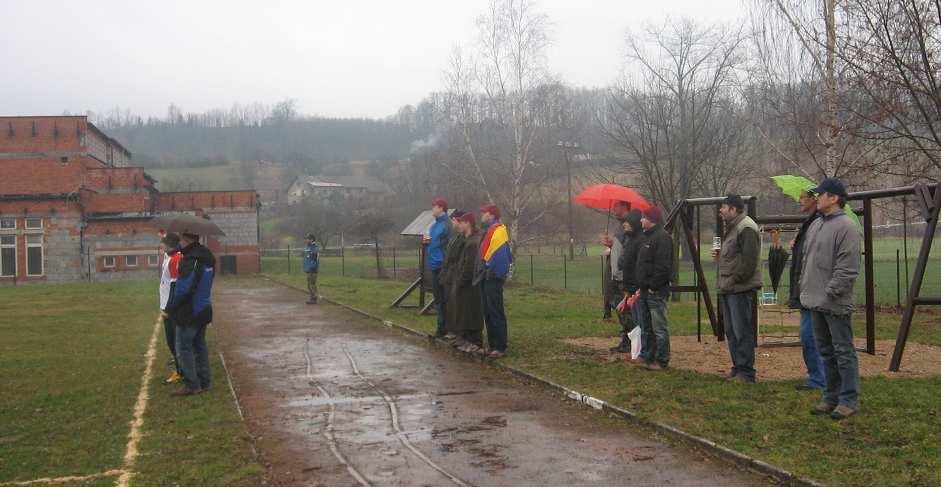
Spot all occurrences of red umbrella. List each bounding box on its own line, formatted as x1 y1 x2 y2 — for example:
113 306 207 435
575 184 651 211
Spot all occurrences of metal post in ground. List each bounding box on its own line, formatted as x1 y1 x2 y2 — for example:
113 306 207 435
563 254 567 289
288 244 292 275
897 249 902 308
530 254 534 286
392 247 397 280
341 246 345 277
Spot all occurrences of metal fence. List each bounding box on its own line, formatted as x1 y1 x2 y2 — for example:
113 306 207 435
261 229 941 306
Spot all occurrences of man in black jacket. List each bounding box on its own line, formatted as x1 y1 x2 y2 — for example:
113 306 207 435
790 190 826 391
166 233 216 397
611 209 643 352
633 206 673 370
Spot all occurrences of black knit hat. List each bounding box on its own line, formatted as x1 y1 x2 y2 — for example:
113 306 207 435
724 194 745 211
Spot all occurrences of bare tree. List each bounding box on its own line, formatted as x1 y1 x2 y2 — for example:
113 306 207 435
603 19 745 208
439 0 556 247
834 0 941 180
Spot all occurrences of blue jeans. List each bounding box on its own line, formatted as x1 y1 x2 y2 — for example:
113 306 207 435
799 309 826 388
431 269 447 336
163 316 180 374
637 290 670 366
175 323 210 391
720 292 756 380
481 279 508 353
811 311 860 409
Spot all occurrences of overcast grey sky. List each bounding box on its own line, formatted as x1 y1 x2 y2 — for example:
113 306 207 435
1 0 745 119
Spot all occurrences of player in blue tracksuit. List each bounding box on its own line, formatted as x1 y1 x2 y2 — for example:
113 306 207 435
165 232 216 396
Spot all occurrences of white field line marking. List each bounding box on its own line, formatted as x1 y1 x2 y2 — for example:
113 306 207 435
219 352 260 459
341 347 470 487
304 340 371 487
115 315 162 487
0 470 124 486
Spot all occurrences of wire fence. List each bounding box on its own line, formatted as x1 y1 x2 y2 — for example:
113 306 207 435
261 227 941 306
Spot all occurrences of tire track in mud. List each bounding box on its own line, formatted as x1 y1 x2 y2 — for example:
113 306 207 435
303 339 372 487
341 345 471 487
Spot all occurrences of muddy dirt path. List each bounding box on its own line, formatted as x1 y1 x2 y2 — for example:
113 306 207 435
214 278 769 486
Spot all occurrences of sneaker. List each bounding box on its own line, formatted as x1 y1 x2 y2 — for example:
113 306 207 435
458 343 482 354
171 387 200 397
811 401 837 416
830 405 857 420
628 358 647 367
164 372 183 385
487 350 506 359
609 337 630 353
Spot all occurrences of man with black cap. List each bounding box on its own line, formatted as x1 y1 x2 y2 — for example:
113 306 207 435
800 177 861 420
634 206 673 370
714 194 762 384
303 233 320 304
165 233 216 396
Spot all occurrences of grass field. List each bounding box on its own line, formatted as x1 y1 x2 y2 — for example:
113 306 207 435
268 272 941 486
262 235 941 305
0 281 263 486
147 163 251 192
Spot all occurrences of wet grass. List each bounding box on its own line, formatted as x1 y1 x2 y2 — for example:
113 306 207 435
0 280 262 485
267 272 941 486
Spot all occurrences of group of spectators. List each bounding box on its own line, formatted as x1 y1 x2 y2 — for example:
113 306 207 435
604 177 862 420
428 200 513 358
158 232 217 397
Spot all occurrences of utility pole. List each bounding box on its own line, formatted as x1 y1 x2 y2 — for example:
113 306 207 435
557 141 578 261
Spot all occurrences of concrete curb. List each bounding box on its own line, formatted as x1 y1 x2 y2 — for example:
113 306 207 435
263 276 826 487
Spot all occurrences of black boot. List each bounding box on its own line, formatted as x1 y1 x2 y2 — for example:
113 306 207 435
609 335 630 353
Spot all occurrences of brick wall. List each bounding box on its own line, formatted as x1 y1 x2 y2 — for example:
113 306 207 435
0 117 86 154
0 206 85 284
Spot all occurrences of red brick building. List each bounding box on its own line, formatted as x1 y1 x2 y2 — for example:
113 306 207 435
0 116 260 284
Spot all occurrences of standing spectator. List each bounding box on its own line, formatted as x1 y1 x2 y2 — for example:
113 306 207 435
714 195 762 383
159 233 183 384
474 204 513 358
611 210 644 353
303 233 320 304
426 199 452 338
166 233 216 397
800 178 861 420
450 212 485 353
789 191 826 391
441 211 466 344
634 206 673 370
602 201 631 319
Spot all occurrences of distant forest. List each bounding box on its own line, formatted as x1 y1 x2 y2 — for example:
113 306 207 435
92 99 435 170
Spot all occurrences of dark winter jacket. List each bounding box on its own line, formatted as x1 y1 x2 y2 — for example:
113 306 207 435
447 232 484 335
303 243 320 273
788 212 820 309
439 233 466 291
166 242 216 327
635 224 673 294
617 211 644 293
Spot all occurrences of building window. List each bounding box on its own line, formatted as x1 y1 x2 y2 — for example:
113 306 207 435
0 218 14 230
25 218 42 230
0 235 14 277
26 234 43 276
103 256 115 268
126 255 138 267
148 254 158 266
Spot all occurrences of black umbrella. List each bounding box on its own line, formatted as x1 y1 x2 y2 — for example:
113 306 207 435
767 246 790 294
149 214 226 236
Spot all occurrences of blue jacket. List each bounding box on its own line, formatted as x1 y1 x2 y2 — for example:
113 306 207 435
427 214 451 271
166 242 215 327
303 243 320 273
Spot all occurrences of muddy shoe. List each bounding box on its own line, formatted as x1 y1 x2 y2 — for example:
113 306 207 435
723 371 738 381
644 362 665 371
487 350 506 359
171 387 200 397
830 405 857 420
609 337 630 353
811 401 837 416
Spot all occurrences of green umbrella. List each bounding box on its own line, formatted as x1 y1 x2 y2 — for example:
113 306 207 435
771 175 862 232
